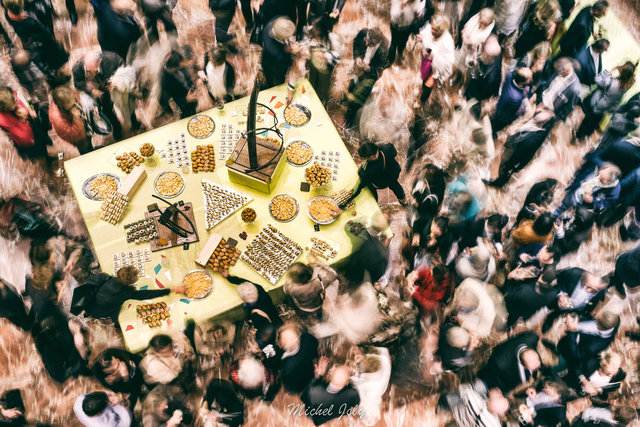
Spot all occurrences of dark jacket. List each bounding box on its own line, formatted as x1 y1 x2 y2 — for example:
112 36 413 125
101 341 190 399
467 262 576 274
84 273 170 320
574 45 602 86
89 0 142 60
478 331 540 393
550 268 605 312
353 143 401 197
567 355 625 400
558 320 618 365
532 405 567 427
280 333 318 393
226 275 280 327
72 52 124 95
93 349 144 405
559 6 595 58
494 71 529 124
611 244 640 290
261 18 293 87
593 138 640 177
203 379 244 426
353 29 390 74
204 59 235 101
466 52 503 101
300 378 360 425
0 280 31 331
506 281 559 325
437 317 473 372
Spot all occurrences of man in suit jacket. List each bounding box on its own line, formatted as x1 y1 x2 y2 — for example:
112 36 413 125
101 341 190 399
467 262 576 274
301 362 360 425
353 28 389 76
541 268 608 332
279 324 318 393
478 331 542 394
466 34 503 102
538 57 582 122
574 39 609 86
484 110 555 187
558 1 609 58
261 17 296 88
610 244 640 296
491 67 533 136
557 311 619 370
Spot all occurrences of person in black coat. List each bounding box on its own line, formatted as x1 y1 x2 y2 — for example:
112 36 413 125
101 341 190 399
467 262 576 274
516 178 558 224
437 319 476 372
513 0 556 60
388 0 433 64
574 39 609 86
341 142 405 206
552 206 595 257
465 34 502 102
202 379 245 426
82 266 179 322
0 279 31 331
4 0 69 78
590 137 640 178
409 164 446 244
92 348 144 408
300 360 360 425
261 16 296 88
521 381 568 426
306 0 346 30
484 109 555 187
89 0 143 60
352 28 389 76
478 331 542 394
491 67 533 136
203 45 236 105
457 213 508 253
505 268 558 327
599 93 640 147
541 267 608 332
609 243 640 296
140 0 177 45
161 50 198 118
558 1 609 58
572 404 637 427
278 323 318 393
566 351 625 403
259 0 306 38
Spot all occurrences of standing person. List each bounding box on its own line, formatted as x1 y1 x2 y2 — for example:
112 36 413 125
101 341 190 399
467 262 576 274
140 0 177 45
4 0 69 78
92 348 144 409
537 57 582 122
460 8 495 67
209 0 239 44
201 45 236 107
418 14 456 100
161 50 199 118
303 16 339 105
89 0 143 61
278 323 318 393
0 279 31 331
340 142 406 206
140 334 196 390
576 62 636 141
72 51 124 140
0 86 50 160
492 0 530 58
200 379 245 426
513 0 560 60
406 263 452 319
261 17 295 88
352 28 390 76
388 0 433 65
491 67 532 136
574 39 609 87
49 85 91 155
73 392 131 427
350 347 392 426
558 0 608 59
284 262 338 317
465 34 502 102
609 244 640 297
229 354 280 401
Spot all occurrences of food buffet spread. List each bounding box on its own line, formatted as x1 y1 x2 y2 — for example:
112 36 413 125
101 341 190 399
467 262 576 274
64 80 385 353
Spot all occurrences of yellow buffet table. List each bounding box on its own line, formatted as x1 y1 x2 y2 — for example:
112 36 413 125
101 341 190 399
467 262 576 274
64 80 384 353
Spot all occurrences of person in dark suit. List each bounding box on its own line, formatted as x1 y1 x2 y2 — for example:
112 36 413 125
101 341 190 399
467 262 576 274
599 93 640 147
341 142 405 205
457 213 508 253
409 164 446 244
556 311 619 370
537 57 582 122
521 381 568 426
307 0 347 29
590 137 640 177
92 348 144 409
574 39 609 86
609 244 640 296
516 178 558 224
552 206 595 257
300 360 360 425
491 67 533 136
566 351 625 403
202 379 245 426
484 110 555 187
541 268 608 332
437 320 477 372
465 34 502 101
478 331 541 394
88 0 143 61
352 28 389 76
505 268 558 327
278 324 318 393
0 278 31 331
558 0 609 58
259 0 306 38
572 404 637 427
261 17 296 88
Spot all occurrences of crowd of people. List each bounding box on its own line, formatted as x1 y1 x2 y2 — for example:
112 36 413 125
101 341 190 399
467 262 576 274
1 0 640 425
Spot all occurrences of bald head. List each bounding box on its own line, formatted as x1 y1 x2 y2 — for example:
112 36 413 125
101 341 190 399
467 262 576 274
84 51 102 74
329 365 351 390
487 392 509 416
520 349 541 372
483 35 501 60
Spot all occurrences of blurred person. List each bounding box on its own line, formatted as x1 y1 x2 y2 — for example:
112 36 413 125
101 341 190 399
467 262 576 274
441 177 481 231
445 277 504 339
73 392 131 427
388 0 433 65
576 62 636 140
89 0 143 60
408 164 446 245
537 57 581 122
201 45 236 107
516 178 558 224
504 267 558 327
492 0 529 57
511 212 554 249
552 205 595 256
140 333 196 389
140 0 176 45
209 0 243 44
513 0 560 60
458 213 508 255
454 243 496 284
0 278 30 331
558 0 609 59
418 14 456 101
258 0 306 39
541 268 608 333
460 8 495 67
352 28 389 76
141 384 193 427
599 95 640 147
609 243 640 297
10 49 48 104
437 322 478 372
284 261 338 317
49 85 92 154
343 60 377 127
350 346 391 426
574 39 609 87
439 379 510 426
92 348 144 408
573 404 637 427
200 379 244 426
161 50 198 118
229 354 279 401
567 351 625 402
478 331 541 394
491 67 533 136
465 34 502 102
484 110 555 187
515 42 552 95
261 16 296 88
300 360 360 425
0 86 50 160
278 322 318 393
304 16 340 105
519 381 568 426
406 263 452 319
72 51 125 140
0 389 25 426
4 0 69 77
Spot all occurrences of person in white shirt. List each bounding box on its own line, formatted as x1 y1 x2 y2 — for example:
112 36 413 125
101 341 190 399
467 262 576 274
74 392 131 427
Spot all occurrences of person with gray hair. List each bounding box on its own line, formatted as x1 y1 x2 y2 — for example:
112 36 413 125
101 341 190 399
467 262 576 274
537 57 582 122
229 354 279 401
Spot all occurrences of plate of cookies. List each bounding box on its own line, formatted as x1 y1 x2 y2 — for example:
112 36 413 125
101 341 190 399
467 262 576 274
82 173 121 201
286 140 313 166
283 103 311 127
305 163 332 187
154 171 185 198
187 115 215 139
269 194 299 222
308 196 341 225
183 269 214 300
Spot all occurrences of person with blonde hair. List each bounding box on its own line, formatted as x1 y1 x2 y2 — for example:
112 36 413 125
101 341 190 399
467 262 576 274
418 13 455 100
568 350 626 401
460 8 495 66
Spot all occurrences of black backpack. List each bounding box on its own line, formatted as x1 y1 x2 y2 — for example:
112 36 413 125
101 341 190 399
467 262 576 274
70 273 111 315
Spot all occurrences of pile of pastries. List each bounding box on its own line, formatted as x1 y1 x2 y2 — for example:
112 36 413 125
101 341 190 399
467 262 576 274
155 172 185 197
269 194 298 222
201 180 252 229
205 238 241 274
305 163 331 187
100 190 129 224
139 143 155 157
116 152 143 173
187 115 215 138
191 145 215 172
183 270 214 299
241 225 303 284
137 302 170 328
88 175 118 200
284 104 310 126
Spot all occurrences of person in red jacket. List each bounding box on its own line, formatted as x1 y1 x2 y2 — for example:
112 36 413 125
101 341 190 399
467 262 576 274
0 86 50 159
406 263 451 320
49 85 92 154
